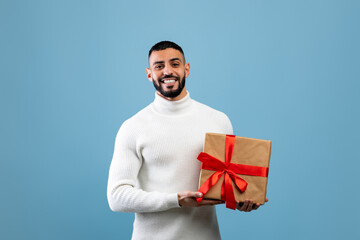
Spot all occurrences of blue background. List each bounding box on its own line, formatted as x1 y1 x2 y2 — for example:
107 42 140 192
1 0 359 239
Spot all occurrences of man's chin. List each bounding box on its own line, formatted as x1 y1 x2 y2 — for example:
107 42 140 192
153 76 185 99
159 88 182 98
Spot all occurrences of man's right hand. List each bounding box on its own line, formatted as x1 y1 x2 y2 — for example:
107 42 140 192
177 191 224 207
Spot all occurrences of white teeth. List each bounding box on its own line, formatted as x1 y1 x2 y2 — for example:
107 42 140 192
164 80 175 83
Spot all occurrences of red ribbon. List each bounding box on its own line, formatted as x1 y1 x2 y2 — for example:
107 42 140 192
196 135 269 210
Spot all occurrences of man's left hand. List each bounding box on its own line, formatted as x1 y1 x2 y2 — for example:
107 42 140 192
237 198 268 212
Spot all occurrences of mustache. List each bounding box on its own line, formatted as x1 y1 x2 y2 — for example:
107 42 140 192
159 75 180 82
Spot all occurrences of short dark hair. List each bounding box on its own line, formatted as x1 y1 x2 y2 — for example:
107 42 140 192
148 41 185 61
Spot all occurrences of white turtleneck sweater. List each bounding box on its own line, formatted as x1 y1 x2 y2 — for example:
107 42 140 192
107 92 233 240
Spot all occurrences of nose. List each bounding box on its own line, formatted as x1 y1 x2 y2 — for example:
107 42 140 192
163 64 174 76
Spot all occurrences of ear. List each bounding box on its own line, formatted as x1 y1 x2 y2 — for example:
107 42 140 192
146 68 152 82
185 62 190 78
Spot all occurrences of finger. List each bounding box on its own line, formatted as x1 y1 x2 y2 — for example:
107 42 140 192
184 198 199 206
253 203 260 210
246 200 253 212
200 199 224 206
238 200 249 211
237 201 244 211
185 191 203 198
237 202 244 209
265 198 269 202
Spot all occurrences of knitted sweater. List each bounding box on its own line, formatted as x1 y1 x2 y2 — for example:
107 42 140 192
107 91 233 240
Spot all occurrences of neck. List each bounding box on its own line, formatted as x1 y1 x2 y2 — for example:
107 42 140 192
151 90 193 116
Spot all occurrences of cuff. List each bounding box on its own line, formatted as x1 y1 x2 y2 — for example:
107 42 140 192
165 193 181 209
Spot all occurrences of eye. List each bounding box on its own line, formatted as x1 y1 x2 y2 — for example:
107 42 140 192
172 63 180 67
155 65 163 70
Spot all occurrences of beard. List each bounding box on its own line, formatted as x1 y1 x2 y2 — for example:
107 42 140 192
152 74 186 98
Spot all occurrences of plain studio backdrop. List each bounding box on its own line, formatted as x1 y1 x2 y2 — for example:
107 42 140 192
1 0 359 239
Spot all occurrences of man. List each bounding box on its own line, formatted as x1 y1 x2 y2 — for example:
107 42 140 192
107 41 265 240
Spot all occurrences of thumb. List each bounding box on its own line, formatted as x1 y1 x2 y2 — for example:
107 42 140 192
189 192 203 198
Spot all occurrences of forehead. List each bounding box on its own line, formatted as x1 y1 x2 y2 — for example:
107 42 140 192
149 48 184 64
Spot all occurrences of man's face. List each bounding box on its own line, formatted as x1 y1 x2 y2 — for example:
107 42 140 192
146 48 190 100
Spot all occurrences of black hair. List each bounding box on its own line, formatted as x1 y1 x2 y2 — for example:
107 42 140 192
148 41 185 61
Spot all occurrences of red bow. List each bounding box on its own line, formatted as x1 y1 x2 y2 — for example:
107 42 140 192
196 135 269 210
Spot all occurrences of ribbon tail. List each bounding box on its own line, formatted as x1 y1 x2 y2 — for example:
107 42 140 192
197 171 224 204
221 177 226 202
223 172 237 210
228 171 248 192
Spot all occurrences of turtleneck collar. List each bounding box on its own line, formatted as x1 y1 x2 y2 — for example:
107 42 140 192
151 91 194 116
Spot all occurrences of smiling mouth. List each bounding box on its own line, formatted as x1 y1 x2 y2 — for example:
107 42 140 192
160 76 178 82
159 78 178 88
161 79 176 83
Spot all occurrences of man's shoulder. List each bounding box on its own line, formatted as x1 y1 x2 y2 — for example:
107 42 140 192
193 99 230 119
121 104 152 128
192 99 233 134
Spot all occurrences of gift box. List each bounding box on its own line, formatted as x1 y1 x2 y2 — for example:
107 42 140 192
197 133 271 210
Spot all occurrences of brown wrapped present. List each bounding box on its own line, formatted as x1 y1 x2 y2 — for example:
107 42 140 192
197 133 271 209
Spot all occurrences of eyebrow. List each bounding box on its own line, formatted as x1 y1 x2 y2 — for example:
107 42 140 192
169 57 182 62
152 58 182 66
152 61 164 66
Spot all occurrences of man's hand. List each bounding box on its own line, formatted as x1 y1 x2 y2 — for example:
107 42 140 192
177 191 224 207
237 198 269 212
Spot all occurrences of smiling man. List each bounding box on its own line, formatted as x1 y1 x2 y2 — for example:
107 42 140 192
147 47 188 100
107 41 262 240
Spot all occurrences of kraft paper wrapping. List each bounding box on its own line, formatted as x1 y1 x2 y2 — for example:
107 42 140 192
198 133 271 204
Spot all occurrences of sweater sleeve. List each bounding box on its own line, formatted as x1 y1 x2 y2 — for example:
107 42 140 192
107 121 180 213
227 117 234 135
222 112 234 135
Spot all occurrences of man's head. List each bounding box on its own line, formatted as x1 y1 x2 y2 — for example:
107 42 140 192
146 41 190 101
148 41 185 62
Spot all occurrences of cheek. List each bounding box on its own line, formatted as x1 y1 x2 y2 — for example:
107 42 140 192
150 73 158 81
174 69 183 77
153 72 162 80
